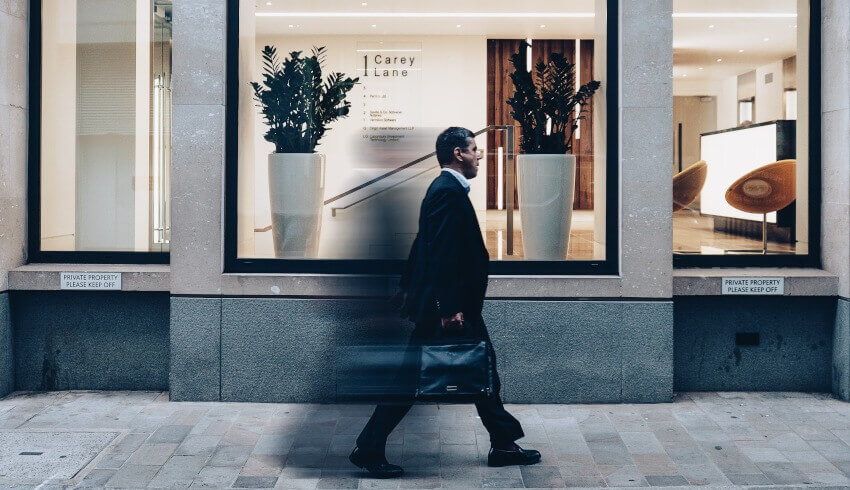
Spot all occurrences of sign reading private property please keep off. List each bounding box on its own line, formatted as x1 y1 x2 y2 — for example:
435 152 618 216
722 277 784 295
60 272 121 290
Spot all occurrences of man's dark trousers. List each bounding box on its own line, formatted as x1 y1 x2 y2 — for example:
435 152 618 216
355 314 524 456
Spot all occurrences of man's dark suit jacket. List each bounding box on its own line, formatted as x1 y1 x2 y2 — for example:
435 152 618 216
400 171 489 326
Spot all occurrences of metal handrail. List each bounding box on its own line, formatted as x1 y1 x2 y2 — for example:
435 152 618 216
317 125 516 255
324 125 502 207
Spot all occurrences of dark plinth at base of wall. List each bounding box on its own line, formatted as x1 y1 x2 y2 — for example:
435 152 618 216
834 297 850 401
674 296 835 392
11 291 170 391
0 292 12 397
169 297 674 404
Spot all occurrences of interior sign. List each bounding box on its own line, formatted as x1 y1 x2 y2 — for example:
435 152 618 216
60 272 121 290
721 277 784 295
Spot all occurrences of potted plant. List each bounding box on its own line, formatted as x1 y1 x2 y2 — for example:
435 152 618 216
506 42 600 260
251 45 358 257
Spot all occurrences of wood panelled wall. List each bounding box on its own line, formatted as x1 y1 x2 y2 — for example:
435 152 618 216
486 39 595 210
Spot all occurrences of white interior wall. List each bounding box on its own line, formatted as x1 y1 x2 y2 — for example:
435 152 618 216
74 0 137 251
237 1 256 257
40 1 77 250
247 35 487 258
755 60 785 122
134 0 151 250
716 76 738 130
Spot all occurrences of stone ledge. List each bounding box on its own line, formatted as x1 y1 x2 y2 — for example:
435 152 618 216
8 264 170 292
219 273 630 298
673 268 838 296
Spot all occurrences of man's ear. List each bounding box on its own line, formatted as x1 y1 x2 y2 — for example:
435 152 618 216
453 147 463 162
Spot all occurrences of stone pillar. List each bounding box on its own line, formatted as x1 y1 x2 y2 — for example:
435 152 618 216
618 0 675 401
0 0 29 397
170 0 227 400
821 0 850 400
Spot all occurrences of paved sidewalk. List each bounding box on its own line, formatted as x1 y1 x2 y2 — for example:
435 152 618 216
1 392 850 488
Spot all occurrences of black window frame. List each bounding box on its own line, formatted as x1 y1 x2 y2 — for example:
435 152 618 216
26 0 170 264
224 0 620 275
674 0 822 269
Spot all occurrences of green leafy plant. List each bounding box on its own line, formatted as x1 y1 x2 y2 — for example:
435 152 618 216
250 45 359 153
506 41 601 154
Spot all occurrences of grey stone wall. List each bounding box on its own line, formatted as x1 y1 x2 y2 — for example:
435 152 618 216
170 296 221 401
168 298 676 403
0 292 12 397
12 291 169 391
674 296 835 392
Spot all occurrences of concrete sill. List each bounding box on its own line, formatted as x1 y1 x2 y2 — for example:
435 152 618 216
674 268 838 296
219 273 626 298
9 264 170 292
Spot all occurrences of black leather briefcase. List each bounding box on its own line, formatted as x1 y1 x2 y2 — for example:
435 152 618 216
416 340 494 402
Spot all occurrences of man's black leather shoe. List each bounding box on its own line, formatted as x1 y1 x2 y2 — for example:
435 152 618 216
487 444 542 467
349 447 404 478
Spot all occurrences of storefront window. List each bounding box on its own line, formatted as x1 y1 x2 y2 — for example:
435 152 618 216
228 0 616 273
672 0 818 264
35 0 172 257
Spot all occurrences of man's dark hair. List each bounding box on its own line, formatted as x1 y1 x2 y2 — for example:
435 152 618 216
435 127 475 166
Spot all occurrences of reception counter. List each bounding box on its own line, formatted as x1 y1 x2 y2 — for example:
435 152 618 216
699 120 796 240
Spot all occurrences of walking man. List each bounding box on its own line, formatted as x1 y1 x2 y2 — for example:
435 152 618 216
350 127 542 478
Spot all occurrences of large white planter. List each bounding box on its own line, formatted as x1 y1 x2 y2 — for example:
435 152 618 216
516 154 576 260
268 153 325 258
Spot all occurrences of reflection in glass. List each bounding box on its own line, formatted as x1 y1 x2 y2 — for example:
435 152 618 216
40 0 172 253
672 0 808 256
237 0 608 262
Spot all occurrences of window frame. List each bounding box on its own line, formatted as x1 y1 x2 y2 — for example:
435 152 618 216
673 0 822 269
223 0 620 275
26 0 170 264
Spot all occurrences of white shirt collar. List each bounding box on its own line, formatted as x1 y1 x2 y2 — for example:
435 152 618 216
441 167 470 193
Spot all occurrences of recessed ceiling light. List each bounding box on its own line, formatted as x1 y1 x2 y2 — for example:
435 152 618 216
456 24 462 28
763 37 770 41
738 49 745 53
716 58 722 62
708 24 715 28
698 67 704 70
371 24 377 28
361 2 368 5
539 24 546 28
792 24 797 28
265 1 272 5
288 24 294 28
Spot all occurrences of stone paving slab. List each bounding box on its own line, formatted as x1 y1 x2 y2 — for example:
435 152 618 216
1 391 850 488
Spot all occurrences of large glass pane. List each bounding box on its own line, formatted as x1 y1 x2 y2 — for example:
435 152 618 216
236 1 608 263
673 0 809 256
40 0 172 252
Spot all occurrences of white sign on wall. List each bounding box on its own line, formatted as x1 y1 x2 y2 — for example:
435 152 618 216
357 41 422 145
721 277 784 295
60 272 122 290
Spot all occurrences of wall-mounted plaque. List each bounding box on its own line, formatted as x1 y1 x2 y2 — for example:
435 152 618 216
721 277 784 295
60 272 122 290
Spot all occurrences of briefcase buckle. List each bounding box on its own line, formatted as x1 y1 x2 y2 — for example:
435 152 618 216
445 385 457 392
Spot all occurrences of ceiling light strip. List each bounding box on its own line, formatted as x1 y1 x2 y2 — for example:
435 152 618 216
672 13 796 18
256 12 595 18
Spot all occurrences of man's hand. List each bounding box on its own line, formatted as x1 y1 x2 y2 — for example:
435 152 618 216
440 312 464 331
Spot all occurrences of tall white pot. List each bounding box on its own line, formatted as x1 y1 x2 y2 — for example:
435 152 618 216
268 153 325 258
516 154 576 260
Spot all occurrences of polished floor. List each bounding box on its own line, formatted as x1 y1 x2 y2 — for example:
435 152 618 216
2 391 850 488
246 209 803 261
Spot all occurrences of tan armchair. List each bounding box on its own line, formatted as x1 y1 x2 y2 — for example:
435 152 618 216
673 160 708 212
724 159 796 254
